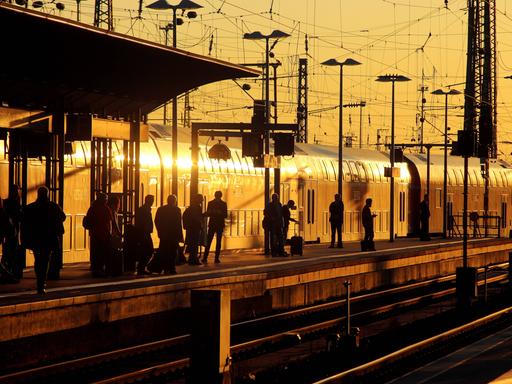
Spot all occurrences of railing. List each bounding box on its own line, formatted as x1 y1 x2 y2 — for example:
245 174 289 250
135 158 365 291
448 213 501 238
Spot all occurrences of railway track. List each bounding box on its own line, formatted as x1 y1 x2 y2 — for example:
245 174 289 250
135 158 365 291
0 264 508 384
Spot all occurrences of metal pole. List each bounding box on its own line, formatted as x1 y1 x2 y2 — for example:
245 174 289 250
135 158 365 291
443 94 448 238
344 280 352 336
359 102 363 149
463 155 468 268
390 80 395 242
273 64 280 195
484 265 488 303
338 65 344 198
171 8 178 197
426 145 431 202
264 37 270 255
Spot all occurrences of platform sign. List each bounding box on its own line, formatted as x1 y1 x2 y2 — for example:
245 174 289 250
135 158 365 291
384 167 401 178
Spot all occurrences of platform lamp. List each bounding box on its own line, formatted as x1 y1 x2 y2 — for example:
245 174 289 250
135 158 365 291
243 29 290 255
376 74 411 242
321 58 362 198
146 0 202 198
432 88 461 239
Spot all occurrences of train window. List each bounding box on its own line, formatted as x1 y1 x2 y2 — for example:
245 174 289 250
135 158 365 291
501 201 507 229
320 159 328 180
451 169 460 186
63 215 72 251
312 189 315 224
435 188 442 208
330 161 337 181
499 172 507 187
354 211 361 233
468 171 475 186
491 171 498 187
342 161 350 181
351 161 361 182
307 189 311 224
75 214 87 250
472 170 480 187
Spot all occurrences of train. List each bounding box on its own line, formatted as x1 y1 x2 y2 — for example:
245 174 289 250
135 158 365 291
1 123 512 265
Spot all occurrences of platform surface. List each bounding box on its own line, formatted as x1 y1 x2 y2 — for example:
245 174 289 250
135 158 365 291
0 237 499 305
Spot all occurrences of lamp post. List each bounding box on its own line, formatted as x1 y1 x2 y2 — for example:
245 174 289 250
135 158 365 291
243 30 289 255
376 74 411 242
147 0 202 198
321 58 362 198
432 88 461 239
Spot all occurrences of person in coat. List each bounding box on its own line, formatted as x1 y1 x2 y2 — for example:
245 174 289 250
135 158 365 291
135 195 155 274
202 191 227 264
264 193 286 257
419 194 431 241
83 192 112 277
183 194 204 265
362 198 377 250
22 186 66 294
154 195 183 274
329 194 344 248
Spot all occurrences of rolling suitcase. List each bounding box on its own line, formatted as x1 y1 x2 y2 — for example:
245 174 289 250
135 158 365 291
290 224 303 256
290 235 303 256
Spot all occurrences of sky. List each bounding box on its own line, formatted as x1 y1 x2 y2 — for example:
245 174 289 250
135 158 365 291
30 0 512 159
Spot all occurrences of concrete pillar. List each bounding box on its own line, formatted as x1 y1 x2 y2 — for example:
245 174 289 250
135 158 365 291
189 289 231 384
456 266 477 307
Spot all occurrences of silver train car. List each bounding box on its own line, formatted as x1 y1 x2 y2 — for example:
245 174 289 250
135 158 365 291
1 124 511 265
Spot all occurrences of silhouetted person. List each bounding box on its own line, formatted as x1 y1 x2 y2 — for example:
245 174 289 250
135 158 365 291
135 195 154 274
0 198 18 284
264 193 285 257
282 200 298 242
419 194 431 241
154 195 183 274
202 191 227 264
362 198 377 251
183 194 204 265
84 193 112 277
3 184 23 278
329 194 344 248
22 186 66 294
106 195 122 276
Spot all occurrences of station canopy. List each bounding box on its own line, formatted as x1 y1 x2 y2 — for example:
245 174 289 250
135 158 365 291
0 3 259 118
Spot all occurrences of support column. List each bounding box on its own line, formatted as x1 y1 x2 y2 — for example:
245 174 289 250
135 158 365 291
189 289 231 384
190 124 199 202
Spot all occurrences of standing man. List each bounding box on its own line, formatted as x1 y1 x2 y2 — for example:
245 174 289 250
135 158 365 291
362 198 377 251
3 184 23 279
183 194 204 265
83 192 112 277
329 194 344 248
202 191 227 264
154 195 183 274
22 186 66 294
135 195 155 274
419 194 431 241
264 193 286 257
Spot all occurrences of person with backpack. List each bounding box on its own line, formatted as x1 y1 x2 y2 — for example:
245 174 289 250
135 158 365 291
83 193 112 277
264 193 286 257
183 194 204 265
153 194 183 274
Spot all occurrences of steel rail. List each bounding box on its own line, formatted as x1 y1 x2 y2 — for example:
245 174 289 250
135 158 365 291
1 266 507 383
312 305 512 384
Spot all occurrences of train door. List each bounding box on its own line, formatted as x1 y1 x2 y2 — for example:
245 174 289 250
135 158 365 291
397 187 407 237
303 180 319 242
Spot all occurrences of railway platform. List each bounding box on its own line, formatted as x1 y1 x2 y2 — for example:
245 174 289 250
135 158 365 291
0 237 511 371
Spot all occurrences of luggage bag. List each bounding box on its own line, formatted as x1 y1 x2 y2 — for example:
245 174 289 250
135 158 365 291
290 236 303 256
